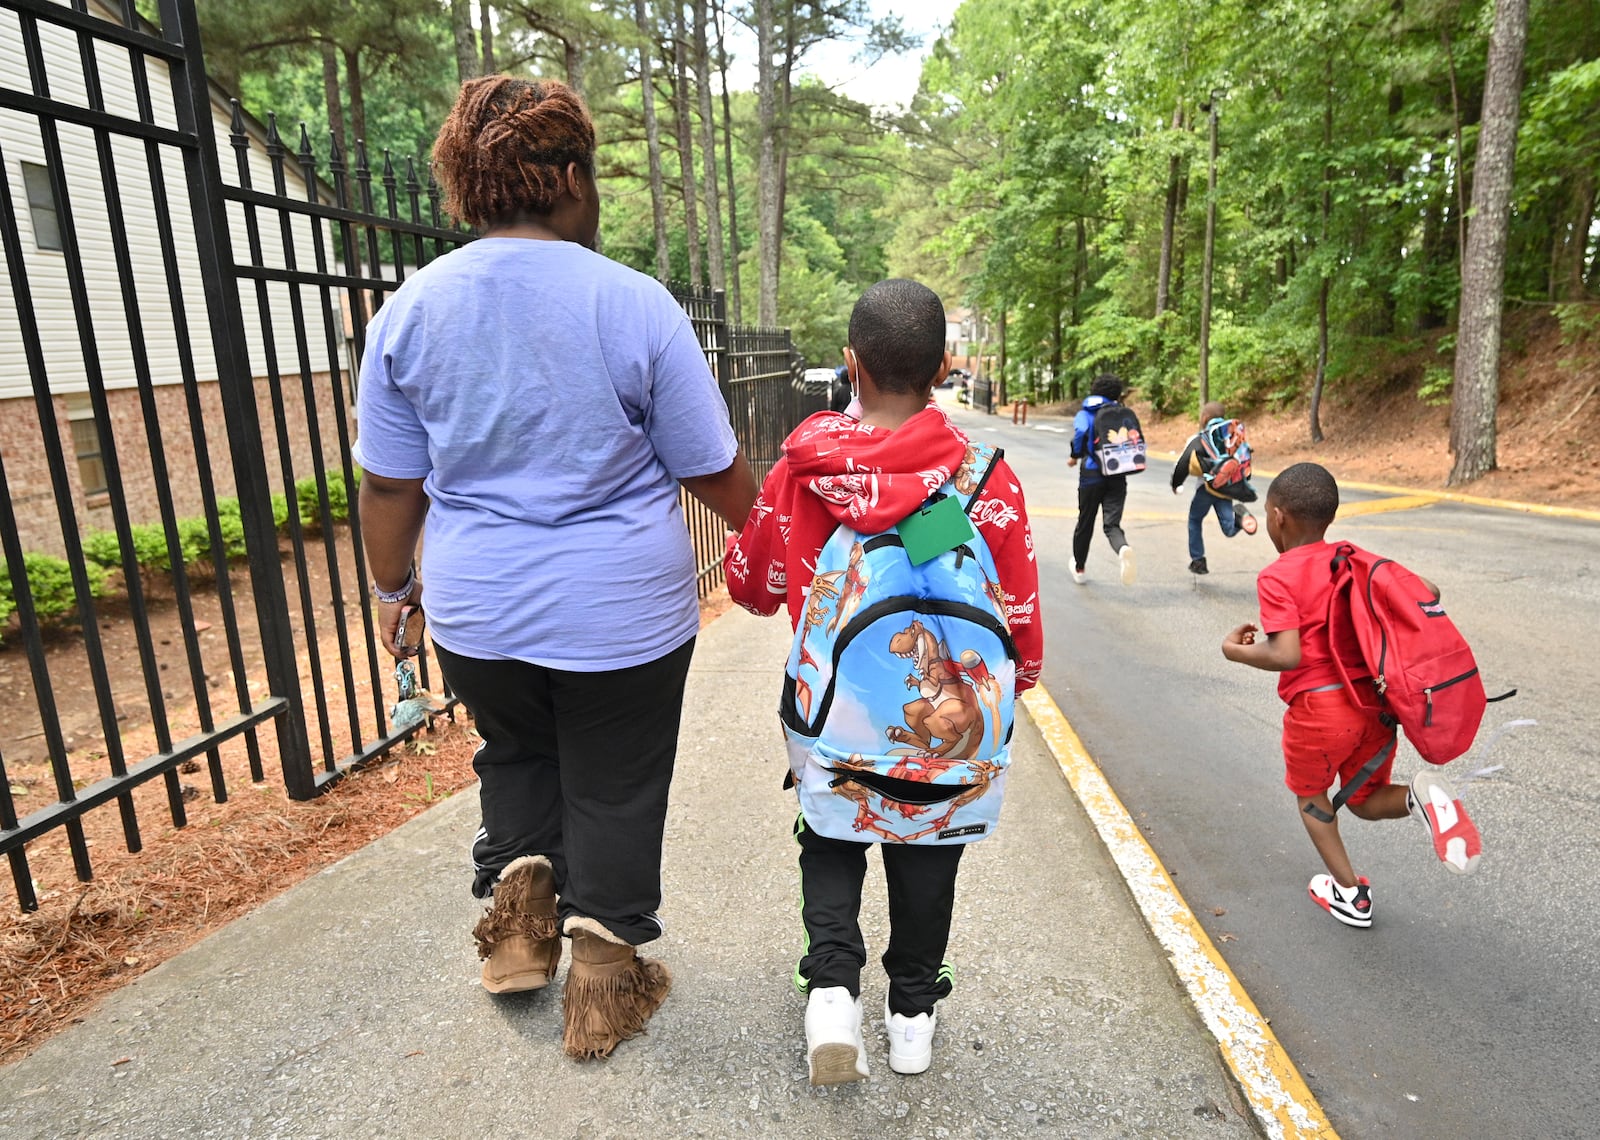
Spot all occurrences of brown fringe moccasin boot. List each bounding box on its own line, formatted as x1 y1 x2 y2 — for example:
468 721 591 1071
561 916 672 1060
472 855 561 993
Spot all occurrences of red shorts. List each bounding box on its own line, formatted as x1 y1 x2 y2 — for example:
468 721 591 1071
1281 687 1396 805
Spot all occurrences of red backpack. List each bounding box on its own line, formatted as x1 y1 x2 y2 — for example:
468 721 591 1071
1325 543 1502 765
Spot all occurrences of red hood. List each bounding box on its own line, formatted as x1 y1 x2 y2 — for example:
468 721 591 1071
782 406 971 531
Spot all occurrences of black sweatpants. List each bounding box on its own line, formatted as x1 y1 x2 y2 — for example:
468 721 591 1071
435 637 695 946
793 814 964 1017
1072 475 1129 569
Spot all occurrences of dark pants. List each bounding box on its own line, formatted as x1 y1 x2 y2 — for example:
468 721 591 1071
1072 476 1128 569
435 637 696 946
793 814 964 1017
1187 486 1239 560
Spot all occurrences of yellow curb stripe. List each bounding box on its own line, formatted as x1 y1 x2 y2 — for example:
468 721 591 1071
1329 494 1439 518
1021 686 1338 1140
1146 450 1600 523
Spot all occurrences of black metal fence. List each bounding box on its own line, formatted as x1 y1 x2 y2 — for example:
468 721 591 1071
0 0 818 911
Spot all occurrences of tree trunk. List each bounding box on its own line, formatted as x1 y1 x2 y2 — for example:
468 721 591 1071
715 0 742 317
450 0 478 85
1155 101 1182 317
1198 98 1218 406
480 0 496 74
320 40 344 149
1551 175 1595 301
1050 225 1064 402
997 307 1007 407
1309 58 1333 444
770 9 798 318
1172 152 1190 309
693 0 726 293
1443 26 1470 271
754 0 781 324
1450 0 1529 485
635 0 671 280
670 2 702 286
1378 67 1405 336
344 45 367 149
564 39 586 97
1311 277 1329 443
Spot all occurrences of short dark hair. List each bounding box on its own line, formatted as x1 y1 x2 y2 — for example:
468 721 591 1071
847 279 947 395
1091 373 1123 401
1267 462 1339 527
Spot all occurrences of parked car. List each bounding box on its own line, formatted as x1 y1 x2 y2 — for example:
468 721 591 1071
800 367 837 397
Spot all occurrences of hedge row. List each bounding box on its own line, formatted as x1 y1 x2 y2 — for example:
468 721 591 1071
0 471 359 634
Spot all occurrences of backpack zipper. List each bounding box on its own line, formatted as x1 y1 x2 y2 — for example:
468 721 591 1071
1423 667 1481 726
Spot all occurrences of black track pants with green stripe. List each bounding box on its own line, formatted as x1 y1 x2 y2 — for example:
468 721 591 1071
793 814 964 1017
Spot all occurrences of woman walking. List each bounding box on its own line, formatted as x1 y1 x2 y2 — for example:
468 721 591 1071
353 76 756 1059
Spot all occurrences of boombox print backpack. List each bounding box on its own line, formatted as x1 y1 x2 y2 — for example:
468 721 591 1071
779 443 1019 846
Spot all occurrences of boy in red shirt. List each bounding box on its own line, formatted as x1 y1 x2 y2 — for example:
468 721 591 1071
1221 462 1481 928
726 279 1042 1081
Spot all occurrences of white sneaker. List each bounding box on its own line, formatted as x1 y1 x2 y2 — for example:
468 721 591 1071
805 986 868 1085
1118 545 1137 586
885 995 936 1075
1071 566 1087 585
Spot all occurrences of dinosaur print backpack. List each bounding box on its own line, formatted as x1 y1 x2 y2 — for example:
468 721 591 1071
779 443 1019 846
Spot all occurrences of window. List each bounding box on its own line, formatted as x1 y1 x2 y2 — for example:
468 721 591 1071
21 161 62 252
62 395 108 498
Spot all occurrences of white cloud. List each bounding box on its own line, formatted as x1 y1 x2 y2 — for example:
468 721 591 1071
722 0 962 113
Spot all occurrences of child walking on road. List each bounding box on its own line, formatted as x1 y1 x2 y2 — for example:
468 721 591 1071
1068 374 1138 585
726 279 1043 1083
1220 463 1482 928
1171 401 1257 575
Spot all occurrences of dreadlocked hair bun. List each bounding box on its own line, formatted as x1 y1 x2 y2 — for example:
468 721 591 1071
432 76 596 229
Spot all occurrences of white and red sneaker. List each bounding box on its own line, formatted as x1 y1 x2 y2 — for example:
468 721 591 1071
1309 874 1374 928
1409 771 1483 874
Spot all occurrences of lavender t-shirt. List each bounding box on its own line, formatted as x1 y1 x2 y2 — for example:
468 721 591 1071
352 238 737 670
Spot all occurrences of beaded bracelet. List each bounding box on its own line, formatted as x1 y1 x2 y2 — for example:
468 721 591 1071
371 566 415 605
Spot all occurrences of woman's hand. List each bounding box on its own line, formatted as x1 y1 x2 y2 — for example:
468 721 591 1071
377 583 424 659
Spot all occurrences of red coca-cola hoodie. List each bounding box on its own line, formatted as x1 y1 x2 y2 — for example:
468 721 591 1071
725 406 1042 694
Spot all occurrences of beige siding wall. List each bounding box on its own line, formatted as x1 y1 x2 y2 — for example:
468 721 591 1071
0 1 346 405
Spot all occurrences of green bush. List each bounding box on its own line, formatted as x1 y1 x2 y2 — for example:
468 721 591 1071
294 472 351 533
129 522 174 573
0 552 107 625
81 529 124 569
270 492 290 530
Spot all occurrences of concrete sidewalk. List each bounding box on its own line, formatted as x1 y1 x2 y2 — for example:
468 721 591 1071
0 608 1257 1139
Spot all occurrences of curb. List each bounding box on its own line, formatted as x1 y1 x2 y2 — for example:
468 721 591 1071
1021 685 1338 1140
1142 449 1600 523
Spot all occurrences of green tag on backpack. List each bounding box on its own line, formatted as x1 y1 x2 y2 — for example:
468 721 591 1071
896 495 977 566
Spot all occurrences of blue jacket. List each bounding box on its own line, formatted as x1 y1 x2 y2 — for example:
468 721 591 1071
1070 395 1122 485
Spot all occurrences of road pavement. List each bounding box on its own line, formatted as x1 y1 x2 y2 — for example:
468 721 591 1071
954 398 1600 1139
0 601 1257 1139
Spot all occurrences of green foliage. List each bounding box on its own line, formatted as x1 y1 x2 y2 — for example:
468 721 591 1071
0 553 106 626
1419 366 1454 406
293 473 352 534
1554 303 1600 345
80 530 124 570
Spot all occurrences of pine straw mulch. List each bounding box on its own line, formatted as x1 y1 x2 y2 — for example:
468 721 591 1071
1 588 735 1066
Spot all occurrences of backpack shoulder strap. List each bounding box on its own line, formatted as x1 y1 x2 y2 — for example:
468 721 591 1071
945 442 1002 516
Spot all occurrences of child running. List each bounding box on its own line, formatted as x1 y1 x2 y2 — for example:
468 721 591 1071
1220 462 1481 928
1067 374 1137 585
1170 401 1257 575
726 279 1043 1081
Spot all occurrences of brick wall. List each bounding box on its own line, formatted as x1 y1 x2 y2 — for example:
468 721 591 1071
0 373 350 559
